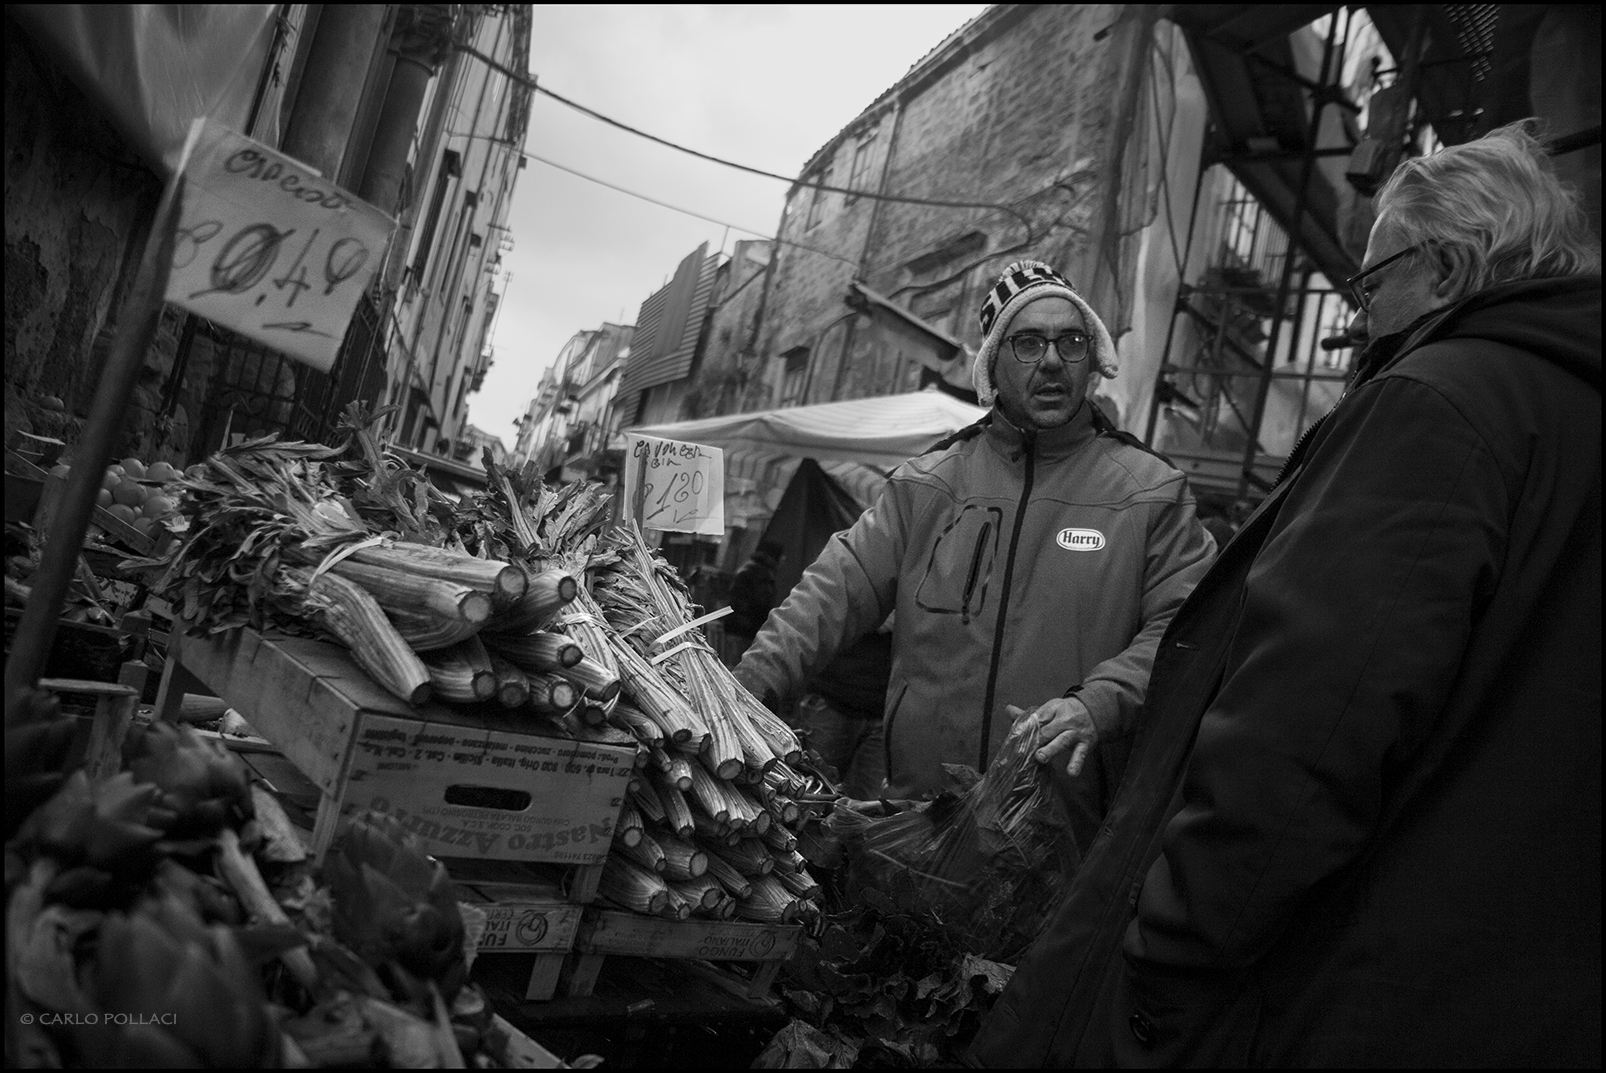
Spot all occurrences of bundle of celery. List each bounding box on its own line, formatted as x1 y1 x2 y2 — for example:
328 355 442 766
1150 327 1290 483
126 425 584 713
451 461 831 925
588 527 828 925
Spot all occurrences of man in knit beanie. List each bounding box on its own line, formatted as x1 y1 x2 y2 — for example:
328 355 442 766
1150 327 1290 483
737 260 1214 857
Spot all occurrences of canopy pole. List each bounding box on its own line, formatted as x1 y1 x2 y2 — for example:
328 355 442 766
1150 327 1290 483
4 174 184 719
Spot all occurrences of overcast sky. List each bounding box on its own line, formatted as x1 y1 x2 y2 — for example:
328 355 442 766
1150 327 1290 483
467 4 989 446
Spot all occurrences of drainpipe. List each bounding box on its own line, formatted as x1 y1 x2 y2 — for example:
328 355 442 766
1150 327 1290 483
743 227 785 410
857 97 906 279
835 98 907 404
1086 5 1162 329
359 5 455 215
1236 8 1345 500
280 5 387 179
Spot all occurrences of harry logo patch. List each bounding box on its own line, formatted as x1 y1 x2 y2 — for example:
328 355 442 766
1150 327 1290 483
1057 527 1106 551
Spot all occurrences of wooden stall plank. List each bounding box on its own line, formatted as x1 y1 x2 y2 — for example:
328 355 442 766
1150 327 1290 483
38 678 137 781
577 912 800 962
483 1014 567 1069
557 911 802 1001
171 630 361 796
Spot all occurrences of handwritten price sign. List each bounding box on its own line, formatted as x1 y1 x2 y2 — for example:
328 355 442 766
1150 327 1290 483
164 118 396 372
623 435 725 536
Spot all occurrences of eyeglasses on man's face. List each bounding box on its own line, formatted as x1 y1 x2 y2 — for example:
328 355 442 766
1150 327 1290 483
1006 330 1091 364
1345 245 1421 312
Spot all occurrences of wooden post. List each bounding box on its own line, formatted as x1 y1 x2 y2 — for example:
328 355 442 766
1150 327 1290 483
524 954 567 1001
4 173 184 717
567 861 605 905
37 679 138 780
557 952 605 998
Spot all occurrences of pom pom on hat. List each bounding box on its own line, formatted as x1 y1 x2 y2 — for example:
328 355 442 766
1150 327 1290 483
972 260 1118 407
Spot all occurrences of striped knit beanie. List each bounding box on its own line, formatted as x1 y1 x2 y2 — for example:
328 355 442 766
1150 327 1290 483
972 260 1119 407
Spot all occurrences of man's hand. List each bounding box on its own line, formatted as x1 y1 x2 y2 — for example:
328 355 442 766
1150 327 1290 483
1008 696 1098 777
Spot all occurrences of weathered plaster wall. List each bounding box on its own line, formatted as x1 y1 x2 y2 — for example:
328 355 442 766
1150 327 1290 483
3 21 203 464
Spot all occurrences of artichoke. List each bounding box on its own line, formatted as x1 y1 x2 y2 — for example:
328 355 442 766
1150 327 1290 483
124 721 255 841
13 770 163 908
72 892 281 1067
323 811 465 990
5 687 80 840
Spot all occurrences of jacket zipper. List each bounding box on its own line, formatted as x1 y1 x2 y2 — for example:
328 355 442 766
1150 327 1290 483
1270 412 1326 488
960 520 993 624
977 436 1036 771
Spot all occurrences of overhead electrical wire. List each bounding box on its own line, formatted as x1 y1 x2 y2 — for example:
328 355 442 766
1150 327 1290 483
523 150 860 268
455 43 1034 238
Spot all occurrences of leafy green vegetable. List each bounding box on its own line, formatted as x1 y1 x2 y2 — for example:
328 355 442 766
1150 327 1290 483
767 892 1016 1067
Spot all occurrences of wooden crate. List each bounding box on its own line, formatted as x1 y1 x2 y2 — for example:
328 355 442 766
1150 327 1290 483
560 909 802 1002
453 860 586 1001
155 628 634 888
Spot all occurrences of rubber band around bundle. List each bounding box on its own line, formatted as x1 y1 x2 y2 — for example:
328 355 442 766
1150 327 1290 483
308 533 385 586
651 605 734 646
648 640 700 665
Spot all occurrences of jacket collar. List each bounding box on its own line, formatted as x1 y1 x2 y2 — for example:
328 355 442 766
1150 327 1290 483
1352 275 1602 391
984 398 1098 462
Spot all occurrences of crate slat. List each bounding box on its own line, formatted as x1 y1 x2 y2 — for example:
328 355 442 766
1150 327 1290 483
162 628 634 870
557 909 801 1001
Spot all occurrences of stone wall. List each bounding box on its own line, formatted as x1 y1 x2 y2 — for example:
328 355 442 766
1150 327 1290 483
752 4 1156 414
3 20 177 461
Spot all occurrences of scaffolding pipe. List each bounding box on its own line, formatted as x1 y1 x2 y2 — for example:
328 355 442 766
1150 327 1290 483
1144 137 1212 446
1235 8 1347 501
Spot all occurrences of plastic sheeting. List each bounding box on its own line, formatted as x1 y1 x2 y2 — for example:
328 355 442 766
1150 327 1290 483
630 390 986 470
11 5 278 173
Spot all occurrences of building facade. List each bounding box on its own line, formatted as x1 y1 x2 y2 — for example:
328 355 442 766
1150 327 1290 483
512 322 634 482
386 5 530 461
4 3 527 471
713 4 1173 430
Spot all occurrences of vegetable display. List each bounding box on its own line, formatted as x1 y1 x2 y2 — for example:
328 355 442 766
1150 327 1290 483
4 700 513 1067
121 416 828 929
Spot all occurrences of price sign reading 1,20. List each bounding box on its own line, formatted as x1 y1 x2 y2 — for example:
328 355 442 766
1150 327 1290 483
622 434 725 537
164 118 397 373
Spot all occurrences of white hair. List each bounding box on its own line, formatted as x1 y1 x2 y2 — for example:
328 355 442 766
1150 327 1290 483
1376 121 1600 292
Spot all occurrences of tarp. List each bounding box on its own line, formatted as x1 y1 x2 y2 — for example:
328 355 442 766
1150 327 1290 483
760 459 867 601
630 390 987 470
11 5 278 173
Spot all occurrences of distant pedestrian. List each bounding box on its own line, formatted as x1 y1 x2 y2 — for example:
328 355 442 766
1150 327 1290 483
794 622 894 800
724 539 784 653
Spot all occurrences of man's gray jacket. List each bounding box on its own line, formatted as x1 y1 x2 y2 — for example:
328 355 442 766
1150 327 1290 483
735 401 1214 848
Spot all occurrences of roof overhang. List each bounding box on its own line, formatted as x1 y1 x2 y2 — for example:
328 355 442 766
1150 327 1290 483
626 390 986 470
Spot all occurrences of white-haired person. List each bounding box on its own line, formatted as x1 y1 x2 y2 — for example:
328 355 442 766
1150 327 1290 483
973 122 1601 1067
734 262 1214 858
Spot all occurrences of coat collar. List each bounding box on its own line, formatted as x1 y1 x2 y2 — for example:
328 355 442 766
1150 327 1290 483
984 399 1098 462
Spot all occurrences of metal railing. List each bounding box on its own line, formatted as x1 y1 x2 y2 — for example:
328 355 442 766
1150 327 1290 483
184 293 390 461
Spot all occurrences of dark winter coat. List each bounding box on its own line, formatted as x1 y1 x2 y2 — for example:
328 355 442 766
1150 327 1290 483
971 276 1602 1067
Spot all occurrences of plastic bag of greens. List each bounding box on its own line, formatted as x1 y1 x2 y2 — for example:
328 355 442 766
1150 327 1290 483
827 717 1080 963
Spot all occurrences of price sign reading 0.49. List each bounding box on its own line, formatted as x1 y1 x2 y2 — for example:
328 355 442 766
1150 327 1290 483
623 434 725 537
164 118 397 372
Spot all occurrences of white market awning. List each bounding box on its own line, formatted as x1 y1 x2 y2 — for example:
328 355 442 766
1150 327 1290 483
628 390 986 470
